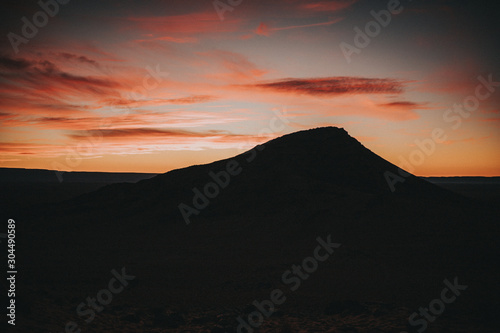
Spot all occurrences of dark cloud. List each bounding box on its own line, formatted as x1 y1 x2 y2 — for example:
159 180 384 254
0 55 122 102
0 56 31 70
249 77 405 96
68 128 233 139
380 101 424 108
57 53 100 67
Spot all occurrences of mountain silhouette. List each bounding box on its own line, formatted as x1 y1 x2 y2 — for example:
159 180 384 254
13 127 499 332
44 127 457 224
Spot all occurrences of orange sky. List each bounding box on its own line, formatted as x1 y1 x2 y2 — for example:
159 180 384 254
1 0 499 176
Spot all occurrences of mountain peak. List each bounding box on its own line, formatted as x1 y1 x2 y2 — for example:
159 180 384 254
267 126 351 144
257 126 358 155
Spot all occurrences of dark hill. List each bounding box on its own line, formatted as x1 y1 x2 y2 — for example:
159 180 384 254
12 127 500 332
45 127 459 224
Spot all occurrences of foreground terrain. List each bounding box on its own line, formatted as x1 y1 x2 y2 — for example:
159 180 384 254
2 128 499 332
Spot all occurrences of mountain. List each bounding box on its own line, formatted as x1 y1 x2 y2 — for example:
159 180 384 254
41 127 459 224
10 127 500 332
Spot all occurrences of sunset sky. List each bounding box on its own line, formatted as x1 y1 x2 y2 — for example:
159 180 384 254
1 0 499 176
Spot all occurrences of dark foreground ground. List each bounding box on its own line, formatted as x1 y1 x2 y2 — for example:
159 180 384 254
1 166 499 333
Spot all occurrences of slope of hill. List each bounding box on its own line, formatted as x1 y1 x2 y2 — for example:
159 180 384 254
44 127 460 224
7 127 499 332
0 168 156 213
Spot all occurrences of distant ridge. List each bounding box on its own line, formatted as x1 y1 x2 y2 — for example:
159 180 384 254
0 167 157 183
425 176 500 184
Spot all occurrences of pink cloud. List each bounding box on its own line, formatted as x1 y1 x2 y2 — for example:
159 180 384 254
126 11 242 35
134 36 198 44
252 18 343 38
197 50 268 82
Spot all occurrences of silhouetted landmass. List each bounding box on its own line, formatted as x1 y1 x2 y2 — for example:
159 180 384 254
426 176 500 184
0 168 156 214
0 167 156 183
2 127 499 332
426 177 500 203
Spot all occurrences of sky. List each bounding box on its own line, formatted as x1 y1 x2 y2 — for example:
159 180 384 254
0 0 499 176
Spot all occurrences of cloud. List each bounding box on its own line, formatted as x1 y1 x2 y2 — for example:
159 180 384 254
237 0 357 19
102 95 217 109
441 136 490 145
416 60 483 96
0 56 123 99
298 0 358 12
478 118 500 128
166 95 216 104
68 42 126 62
126 11 242 35
379 101 431 110
56 53 100 67
0 112 13 119
248 77 405 96
62 127 268 152
198 50 268 82
273 18 343 31
68 128 238 139
0 56 31 70
134 36 198 44
480 117 500 122
252 18 343 38
0 142 67 158
256 22 271 36
3 108 246 131
0 54 162 117
0 126 265 157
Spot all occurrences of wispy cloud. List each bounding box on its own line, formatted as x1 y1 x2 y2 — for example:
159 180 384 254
134 36 198 44
255 18 344 37
198 50 268 82
68 128 236 139
126 11 242 35
248 77 406 96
